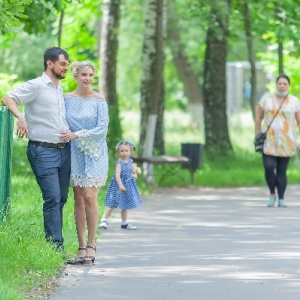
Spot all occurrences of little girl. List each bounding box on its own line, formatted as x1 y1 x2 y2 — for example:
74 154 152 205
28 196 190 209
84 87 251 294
99 141 142 230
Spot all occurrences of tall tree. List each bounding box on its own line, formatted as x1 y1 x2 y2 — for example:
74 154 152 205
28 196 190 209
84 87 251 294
242 0 257 119
167 1 204 131
57 9 65 47
274 0 284 74
99 0 122 147
154 82 165 154
154 0 168 155
203 0 233 156
139 0 165 157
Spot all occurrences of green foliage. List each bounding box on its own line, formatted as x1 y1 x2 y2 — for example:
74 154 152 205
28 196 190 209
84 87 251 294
60 0 101 54
56 0 103 92
1 0 300 144
117 1 144 109
0 0 32 33
0 0 80 35
0 33 56 82
246 0 300 57
0 73 22 99
0 1 102 94
257 50 300 95
22 0 59 34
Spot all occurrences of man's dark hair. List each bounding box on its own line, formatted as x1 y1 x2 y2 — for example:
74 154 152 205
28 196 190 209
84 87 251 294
44 47 69 70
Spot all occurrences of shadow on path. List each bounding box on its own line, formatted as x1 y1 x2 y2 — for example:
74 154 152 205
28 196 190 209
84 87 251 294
52 185 300 300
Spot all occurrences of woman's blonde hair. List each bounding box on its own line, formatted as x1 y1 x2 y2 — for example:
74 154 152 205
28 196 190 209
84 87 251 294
70 61 96 77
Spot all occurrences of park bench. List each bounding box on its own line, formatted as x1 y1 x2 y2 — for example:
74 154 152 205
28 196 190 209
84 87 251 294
132 143 203 186
132 155 190 186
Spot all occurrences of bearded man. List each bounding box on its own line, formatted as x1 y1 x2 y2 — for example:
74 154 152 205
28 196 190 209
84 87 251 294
1 47 71 251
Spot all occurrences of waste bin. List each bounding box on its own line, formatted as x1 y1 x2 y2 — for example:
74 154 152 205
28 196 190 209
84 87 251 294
181 143 203 184
0 106 14 222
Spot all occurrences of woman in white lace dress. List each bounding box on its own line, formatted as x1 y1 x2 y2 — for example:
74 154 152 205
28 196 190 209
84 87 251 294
61 61 109 264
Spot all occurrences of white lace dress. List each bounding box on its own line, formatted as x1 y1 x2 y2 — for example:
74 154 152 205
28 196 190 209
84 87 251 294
65 96 109 188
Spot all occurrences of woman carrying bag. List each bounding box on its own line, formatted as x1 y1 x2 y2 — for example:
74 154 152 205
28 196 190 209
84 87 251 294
254 74 300 207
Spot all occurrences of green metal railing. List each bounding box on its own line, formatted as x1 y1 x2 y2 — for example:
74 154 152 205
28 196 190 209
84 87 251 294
0 106 14 222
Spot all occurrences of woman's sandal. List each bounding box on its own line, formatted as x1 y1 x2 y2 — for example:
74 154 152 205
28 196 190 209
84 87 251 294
84 245 96 264
67 247 86 265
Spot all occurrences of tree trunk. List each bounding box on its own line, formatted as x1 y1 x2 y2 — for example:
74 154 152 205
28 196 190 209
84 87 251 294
143 115 158 182
139 0 164 157
57 9 64 47
274 0 284 74
243 0 257 120
278 40 284 74
154 81 165 154
154 1 167 155
99 0 122 147
203 0 233 156
167 2 204 131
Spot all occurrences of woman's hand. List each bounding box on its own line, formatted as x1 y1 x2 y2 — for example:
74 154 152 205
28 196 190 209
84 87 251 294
60 131 78 142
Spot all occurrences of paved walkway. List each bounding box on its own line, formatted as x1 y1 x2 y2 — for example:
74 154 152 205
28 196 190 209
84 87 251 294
51 186 300 300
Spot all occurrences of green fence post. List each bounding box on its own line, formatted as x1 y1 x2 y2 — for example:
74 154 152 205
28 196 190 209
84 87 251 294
0 106 14 222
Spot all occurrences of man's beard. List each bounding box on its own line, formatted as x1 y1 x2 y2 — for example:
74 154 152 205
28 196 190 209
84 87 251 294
51 69 65 80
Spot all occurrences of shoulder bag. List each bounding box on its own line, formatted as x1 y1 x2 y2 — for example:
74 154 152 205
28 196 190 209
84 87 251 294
255 94 288 153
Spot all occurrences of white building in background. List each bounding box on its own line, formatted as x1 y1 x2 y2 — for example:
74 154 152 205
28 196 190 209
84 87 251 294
226 61 273 113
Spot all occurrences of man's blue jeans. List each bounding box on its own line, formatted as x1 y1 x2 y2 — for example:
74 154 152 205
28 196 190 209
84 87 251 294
27 143 71 248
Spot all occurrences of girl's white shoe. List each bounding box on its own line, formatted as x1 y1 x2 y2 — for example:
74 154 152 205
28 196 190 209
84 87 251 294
99 220 108 229
121 223 137 230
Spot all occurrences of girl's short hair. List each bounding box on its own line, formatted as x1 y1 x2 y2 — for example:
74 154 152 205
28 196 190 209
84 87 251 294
115 141 136 151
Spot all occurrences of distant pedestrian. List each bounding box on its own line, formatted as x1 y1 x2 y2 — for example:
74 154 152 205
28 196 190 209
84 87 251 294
1 47 70 251
243 80 251 99
254 74 300 207
99 141 142 230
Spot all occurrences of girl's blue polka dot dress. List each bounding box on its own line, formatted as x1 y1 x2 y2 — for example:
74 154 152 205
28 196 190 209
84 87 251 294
105 158 142 210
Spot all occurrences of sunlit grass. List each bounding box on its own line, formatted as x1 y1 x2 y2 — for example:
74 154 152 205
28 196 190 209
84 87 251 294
0 285 23 300
0 139 107 299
